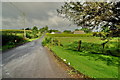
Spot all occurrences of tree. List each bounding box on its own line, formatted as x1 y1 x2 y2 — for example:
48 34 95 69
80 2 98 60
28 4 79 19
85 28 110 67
44 26 48 32
32 26 38 38
63 30 72 33
25 28 31 30
81 28 91 33
75 29 79 31
39 28 44 33
39 26 49 33
32 26 38 32
57 1 120 36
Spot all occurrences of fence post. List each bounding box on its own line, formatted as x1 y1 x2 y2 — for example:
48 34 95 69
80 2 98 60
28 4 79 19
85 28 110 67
78 40 82 51
101 40 109 53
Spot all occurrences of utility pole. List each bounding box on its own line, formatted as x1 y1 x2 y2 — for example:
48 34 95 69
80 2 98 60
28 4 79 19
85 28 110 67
9 2 26 38
23 13 26 38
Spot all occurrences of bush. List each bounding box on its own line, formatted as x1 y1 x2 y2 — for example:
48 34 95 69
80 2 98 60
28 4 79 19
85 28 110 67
2 34 25 46
26 32 34 39
92 32 107 38
42 37 52 46
66 41 120 57
26 32 32 39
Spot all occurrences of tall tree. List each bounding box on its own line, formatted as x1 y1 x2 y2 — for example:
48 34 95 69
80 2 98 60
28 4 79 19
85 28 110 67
32 26 38 38
32 26 38 32
57 1 120 34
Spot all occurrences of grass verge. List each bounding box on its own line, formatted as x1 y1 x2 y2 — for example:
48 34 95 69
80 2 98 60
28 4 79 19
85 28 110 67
49 46 118 78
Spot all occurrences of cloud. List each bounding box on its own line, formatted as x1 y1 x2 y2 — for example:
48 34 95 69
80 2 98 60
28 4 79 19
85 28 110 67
2 16 22 28
31 13 71 27
2 2 78 31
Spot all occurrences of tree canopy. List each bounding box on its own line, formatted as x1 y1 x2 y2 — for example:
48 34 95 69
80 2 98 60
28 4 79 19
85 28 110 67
39 26 49 33
32 26 38 32
57 1 120 32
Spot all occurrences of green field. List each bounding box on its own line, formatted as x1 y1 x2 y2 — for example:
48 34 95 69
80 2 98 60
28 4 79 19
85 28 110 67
43 33 120 78
46 33 93 37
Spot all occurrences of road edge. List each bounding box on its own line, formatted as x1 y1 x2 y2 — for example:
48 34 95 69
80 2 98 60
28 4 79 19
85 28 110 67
45 46 95 79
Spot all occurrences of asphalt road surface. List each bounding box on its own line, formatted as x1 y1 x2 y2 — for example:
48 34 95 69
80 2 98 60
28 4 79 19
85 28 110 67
2 36 70 78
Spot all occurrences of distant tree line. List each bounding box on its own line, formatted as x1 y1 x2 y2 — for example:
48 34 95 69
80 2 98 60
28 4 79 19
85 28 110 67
25 26 48 39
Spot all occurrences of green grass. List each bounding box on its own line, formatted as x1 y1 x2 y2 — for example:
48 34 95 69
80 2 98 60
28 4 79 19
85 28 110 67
54 37 103 44
43 33 119 78
27 37 39 41
53 37 119 44
46 33 93 37
50 46 118 78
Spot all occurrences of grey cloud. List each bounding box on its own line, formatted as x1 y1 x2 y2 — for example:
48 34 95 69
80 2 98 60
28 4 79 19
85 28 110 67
2 2 78 31
3 2 62 20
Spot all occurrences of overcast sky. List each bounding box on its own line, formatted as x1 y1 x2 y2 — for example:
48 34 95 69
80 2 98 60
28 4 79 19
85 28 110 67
2 2 79 31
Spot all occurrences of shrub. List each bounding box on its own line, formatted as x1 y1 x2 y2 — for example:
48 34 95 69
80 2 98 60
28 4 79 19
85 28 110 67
42 37 52 46
26 32 35 39
26 32 32 39
2 34 25 46
65 41 120 57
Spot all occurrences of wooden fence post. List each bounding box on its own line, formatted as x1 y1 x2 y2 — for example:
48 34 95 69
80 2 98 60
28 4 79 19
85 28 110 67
101 40 109 53
78 40 82 51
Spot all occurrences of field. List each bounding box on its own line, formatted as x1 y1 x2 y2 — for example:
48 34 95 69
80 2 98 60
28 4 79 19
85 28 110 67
46 33 93 37
42 33 120 78
1 29 40 51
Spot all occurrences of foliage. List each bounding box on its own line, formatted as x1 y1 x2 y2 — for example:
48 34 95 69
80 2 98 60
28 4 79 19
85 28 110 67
63 30 72 33
32 26 38 31
25 28 31 30
44 25 48 32
1 29 39 51
31 26 41 38
81 28 91 33
42 34 119 78
42 37 52 46
92 32 107 37
32 26 38 33
74 28 91 33
75 29 80 31
66 41 120 57
2 34 25 46
57 1 120 36
44 33 120 57
39 26 48 33
50 46 118 78
2 33 28 51
26 31 35 39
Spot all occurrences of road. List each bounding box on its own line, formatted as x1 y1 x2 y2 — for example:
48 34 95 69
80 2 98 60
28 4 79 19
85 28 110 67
2 36 71 78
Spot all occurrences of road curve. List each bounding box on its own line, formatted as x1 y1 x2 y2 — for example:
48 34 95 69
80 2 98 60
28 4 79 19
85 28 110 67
2 36 71 78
